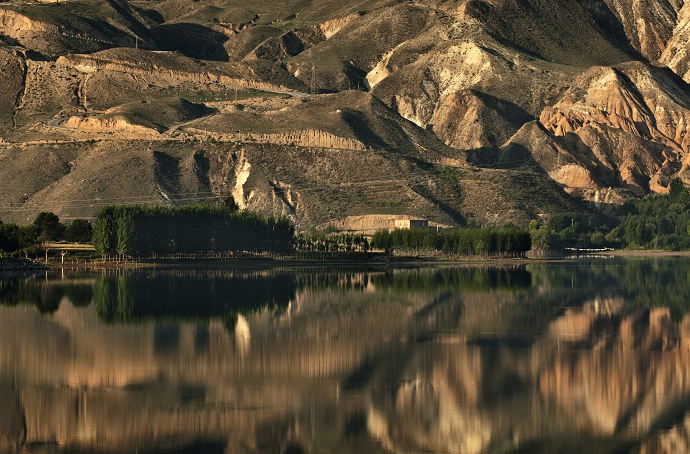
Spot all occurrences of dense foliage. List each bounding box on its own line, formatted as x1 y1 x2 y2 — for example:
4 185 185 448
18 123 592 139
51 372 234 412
33 212 65 242
64 219 93 243
608 180 690 250
528 212 609 251
530 180 690 251
92 204 294 255
0 214 93 254
371 227 531 256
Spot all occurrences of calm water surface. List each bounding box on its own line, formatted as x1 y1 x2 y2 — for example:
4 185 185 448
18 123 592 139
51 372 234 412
1 258 690 454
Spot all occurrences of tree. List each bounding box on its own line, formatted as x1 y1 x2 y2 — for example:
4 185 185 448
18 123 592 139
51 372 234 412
33 212 65 242
670 178 686 200
591 231 605 246
17 225 38 249
64 219 93 243
92 207 117 253
223 196 240 213
0 223 20 253
92 204 295 255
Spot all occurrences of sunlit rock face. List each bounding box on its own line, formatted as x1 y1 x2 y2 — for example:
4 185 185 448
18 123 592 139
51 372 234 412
9 0 690 224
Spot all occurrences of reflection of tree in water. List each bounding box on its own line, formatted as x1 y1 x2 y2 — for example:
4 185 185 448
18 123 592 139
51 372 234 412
369 266 533 293
0 271 296 324
63 284 93 307
5 258 690 324
0 279 66 313
5 262 690 453
93 273 297 323
529 258 690 321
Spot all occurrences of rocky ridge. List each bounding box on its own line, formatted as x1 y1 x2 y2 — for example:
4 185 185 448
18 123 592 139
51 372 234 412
3 0 690 226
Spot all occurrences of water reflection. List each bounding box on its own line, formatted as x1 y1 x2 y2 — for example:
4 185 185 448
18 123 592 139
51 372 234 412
2 259 690 453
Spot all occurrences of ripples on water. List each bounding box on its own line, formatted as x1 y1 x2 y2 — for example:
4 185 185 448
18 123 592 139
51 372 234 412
1 258 690 453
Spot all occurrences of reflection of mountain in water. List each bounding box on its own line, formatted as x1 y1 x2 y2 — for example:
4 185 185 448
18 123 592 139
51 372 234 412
3 260 690 453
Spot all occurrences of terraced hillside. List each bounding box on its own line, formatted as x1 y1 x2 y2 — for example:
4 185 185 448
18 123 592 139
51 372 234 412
3 0 690 227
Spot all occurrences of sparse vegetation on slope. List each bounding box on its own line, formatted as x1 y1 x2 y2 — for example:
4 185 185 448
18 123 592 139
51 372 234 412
3 0 690 232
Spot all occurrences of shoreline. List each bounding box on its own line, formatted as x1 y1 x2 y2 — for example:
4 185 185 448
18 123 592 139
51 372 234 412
599 250 690 257
49 255 562 271
0 258 48 277
6 250 689 276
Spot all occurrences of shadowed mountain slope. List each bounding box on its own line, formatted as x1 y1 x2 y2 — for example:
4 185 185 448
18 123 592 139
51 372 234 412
4 0 690 226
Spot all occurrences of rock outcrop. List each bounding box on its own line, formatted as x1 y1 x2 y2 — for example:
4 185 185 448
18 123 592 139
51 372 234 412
0 47 25 132
594 0 684 62
660 2 690 81
429 89 534 151
64 98 214 134
537 62 689 193
6 0 690 225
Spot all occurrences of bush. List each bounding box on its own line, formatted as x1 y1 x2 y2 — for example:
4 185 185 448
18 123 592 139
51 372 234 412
591 231 605 246
0 223 20 253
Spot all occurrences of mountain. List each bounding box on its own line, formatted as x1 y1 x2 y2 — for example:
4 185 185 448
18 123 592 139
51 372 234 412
2 0 690 227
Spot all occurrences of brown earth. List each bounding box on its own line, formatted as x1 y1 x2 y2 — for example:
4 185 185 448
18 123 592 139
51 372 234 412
3 0 690 227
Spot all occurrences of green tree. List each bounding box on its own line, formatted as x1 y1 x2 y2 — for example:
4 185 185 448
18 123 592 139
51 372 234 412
670 178 686 200
33 212 65 242
591 231 605 246
64 219 93 243
0 223 20 253
17 225 38 249
92 207 117 253
92 204 294 255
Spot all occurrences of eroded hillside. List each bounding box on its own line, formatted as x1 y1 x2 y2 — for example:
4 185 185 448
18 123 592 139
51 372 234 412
3 0 690 226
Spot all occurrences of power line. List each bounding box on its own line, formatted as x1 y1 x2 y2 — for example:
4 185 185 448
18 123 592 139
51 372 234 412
0 190 220 206
0 174 440 212
0 195 222 212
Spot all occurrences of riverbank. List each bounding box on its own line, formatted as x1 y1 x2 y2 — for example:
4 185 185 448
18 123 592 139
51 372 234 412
45 254 571 272
0 258 48 275
600 250 690 257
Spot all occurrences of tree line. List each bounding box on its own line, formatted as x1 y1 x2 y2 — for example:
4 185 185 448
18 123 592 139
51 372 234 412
529 179 690 251
92 204 295 255
0 212 92 255
371 227 532 257
13 178 690 257
608 179 690 250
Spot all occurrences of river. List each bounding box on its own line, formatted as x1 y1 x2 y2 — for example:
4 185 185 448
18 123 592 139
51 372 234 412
1 258 689 453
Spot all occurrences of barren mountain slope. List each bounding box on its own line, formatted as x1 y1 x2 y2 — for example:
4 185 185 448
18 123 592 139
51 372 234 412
4 47 306 132
0 0 158 57
0 86 582 226
593 0 684 62
536 62 690 193
5 0 690 226
0 138 579 227
0 46 25 133
661 2 690 81
64 98 215 134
